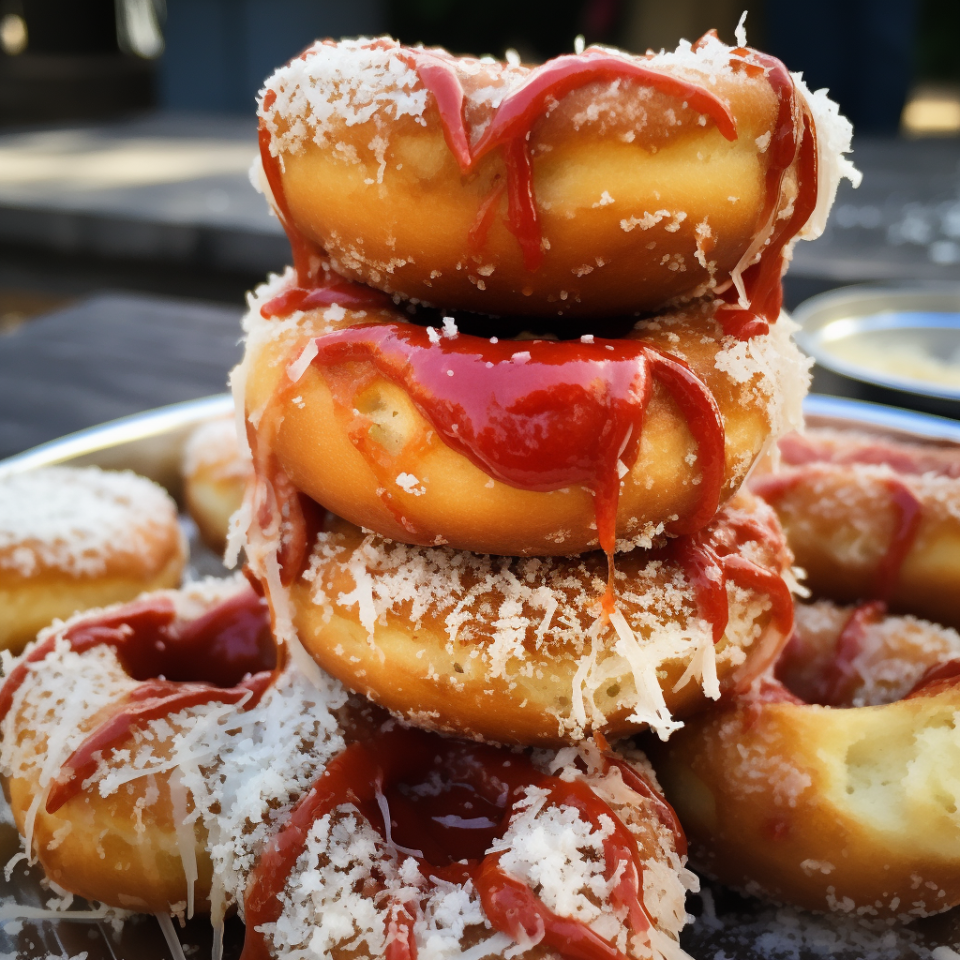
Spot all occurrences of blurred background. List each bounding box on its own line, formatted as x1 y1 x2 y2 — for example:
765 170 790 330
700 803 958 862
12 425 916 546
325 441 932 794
0 0 958 456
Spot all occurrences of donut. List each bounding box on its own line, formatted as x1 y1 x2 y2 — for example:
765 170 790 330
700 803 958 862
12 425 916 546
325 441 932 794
0 466 186 653
255 32 857 322
182 416 250 554
651 602 960 920
0 577 276 913
779 427 960 478
777 599 960 707
751 457 960 630
276 490 795 745
235 731 694 960
238 273 810 560
1 583 698 960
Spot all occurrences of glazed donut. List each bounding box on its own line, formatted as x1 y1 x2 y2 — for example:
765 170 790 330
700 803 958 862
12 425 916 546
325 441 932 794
1 584 697 960
0 577 275 913
751 457 960 629
256 33 857 321
281 490 795 744
652 603 960 920
239 274 809 559
182 417 250 554
0 466 186 653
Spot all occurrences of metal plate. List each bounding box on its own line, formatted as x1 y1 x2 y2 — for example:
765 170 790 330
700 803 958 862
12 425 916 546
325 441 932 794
795 285 960 419
0 394 958 960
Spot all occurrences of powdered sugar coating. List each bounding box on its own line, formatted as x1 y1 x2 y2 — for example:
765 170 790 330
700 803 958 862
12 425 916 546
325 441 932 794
0 466 182 579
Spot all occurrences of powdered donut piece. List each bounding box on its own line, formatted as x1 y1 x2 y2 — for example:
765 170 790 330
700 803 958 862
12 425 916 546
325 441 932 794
256 32 857 320
239 272 810 558
653 613 960 921
0 466 186 652
283 491 796 744
182 417 250 554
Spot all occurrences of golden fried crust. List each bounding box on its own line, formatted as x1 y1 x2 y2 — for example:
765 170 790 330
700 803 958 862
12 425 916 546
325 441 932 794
271 53 783 317
287 494 794 745
0 552 184 656
0 468 186 653
756 464 960 629
653 689 960 920
245 300 792 557
5 694 211 913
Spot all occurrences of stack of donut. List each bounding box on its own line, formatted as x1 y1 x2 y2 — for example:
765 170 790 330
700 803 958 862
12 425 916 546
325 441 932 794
0 27 873 960
237 29 859 748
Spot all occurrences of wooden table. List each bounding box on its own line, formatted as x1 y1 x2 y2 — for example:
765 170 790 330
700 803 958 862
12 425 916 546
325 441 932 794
0 292 242 459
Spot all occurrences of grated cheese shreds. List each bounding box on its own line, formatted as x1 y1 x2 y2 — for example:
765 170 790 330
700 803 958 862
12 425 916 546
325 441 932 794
0 466 181 579
264 743 695 960
2 578 697 959
301 493 793 741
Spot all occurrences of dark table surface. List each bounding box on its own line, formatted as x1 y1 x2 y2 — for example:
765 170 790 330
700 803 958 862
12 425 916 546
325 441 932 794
0 292 243 460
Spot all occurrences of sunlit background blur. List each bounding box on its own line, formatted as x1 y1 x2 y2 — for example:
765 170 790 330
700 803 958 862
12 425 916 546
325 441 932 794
0 0 958 457
1 0 957 132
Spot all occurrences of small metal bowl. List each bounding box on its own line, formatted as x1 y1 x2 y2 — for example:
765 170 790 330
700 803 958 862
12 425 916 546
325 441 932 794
794 286 960 419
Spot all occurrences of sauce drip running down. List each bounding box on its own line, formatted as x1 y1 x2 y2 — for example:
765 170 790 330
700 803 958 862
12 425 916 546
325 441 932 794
307 322 725 560
0 589 276 813
240 724 684 960
751 470 923 602
403 45 738 271
716 51 819 340
661 508 794 646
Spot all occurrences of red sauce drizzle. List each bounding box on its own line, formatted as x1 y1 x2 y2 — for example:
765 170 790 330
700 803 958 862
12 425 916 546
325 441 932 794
246 412 328 586
404 46 737 272
874 478 922 600
660 508 794 645
812 600 886 706
239 725 680 960
780 432 960 479
716 53 819 340
258 89 324 285
751 470 924 603
905 658 960 699
260 272 392 319
307 322 725 556
0 589 277 814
